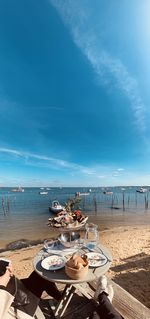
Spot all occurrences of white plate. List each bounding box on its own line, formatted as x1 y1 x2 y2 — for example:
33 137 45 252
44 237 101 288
41 255 66 271
86 252 107 268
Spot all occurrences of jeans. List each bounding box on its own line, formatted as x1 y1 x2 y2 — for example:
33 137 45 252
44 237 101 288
90 292 124 319
21 271 61 301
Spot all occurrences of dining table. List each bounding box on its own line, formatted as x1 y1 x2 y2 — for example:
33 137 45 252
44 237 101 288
33 241 112 318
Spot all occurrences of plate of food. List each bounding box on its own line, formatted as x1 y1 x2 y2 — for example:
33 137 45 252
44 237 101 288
47 211 88 231
86 252 107 268
41 255 66 271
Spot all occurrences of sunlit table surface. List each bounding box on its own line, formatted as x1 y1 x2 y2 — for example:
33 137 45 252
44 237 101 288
33 242 112 284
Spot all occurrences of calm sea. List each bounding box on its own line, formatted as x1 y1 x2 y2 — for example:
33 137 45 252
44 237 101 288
0 186 150 250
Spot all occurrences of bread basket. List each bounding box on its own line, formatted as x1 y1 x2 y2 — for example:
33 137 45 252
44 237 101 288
65 260 89 280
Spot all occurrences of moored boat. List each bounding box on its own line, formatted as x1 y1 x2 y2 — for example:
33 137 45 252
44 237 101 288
39 191 48 195
136 187 147 193
11 187 24 192
49 200 65 214
75 191 90 197
103 191 113 195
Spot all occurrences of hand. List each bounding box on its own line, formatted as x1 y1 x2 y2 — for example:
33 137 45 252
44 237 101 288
0 263 13 287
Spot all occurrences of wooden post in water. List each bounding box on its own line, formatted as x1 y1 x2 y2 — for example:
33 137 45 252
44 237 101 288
115 195 118 205
128 195 130 207
93 196 97 215
147 192 149 209
144 193 148 209
2 197 6 216
111 195 114 209
82 195 86 210
7 196 10 213
135 192 137 207
122 192 125 211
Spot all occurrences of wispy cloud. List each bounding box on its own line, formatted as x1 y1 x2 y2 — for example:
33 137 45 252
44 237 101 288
0 147 95 175
50 0 146 134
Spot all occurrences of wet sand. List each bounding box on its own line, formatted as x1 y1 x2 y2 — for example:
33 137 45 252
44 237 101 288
1 211 150 249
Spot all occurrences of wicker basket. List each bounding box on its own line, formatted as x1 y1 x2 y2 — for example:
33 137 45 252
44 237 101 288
65 262 89 280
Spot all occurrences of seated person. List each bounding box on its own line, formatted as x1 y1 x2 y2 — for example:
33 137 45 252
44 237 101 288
0 260 61 318
90 276 124 319
0 261 124 319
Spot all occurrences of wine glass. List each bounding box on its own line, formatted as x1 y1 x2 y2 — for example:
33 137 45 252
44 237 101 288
44 239 55 253
75 231 85 253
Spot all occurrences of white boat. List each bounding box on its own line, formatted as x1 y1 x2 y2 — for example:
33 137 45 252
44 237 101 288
49 200 65 214
103 191 113 195
136 187 147 193
39 191 48 195
11 187 24 192
75 191 90 197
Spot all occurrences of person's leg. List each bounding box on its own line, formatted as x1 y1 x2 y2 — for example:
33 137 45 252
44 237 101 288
89 310 100 319
21 271 61 300
95 292 124 319
90 276 124 319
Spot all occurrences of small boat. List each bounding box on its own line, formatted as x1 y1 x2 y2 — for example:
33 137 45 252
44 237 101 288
49 200 65 214
136 187 147 193
75 191 90 197
39 191 48 195
103 191 113 195
11 187 24 192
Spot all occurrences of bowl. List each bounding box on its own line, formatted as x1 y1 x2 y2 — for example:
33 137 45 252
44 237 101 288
65 262 89 280
58 232 80 248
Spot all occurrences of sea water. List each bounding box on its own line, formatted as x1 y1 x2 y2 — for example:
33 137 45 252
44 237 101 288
0 186 150 250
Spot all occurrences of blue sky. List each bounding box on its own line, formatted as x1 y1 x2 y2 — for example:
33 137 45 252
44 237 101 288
0 0 150 187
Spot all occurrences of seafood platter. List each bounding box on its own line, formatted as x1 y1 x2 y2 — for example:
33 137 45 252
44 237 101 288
47 210 88 231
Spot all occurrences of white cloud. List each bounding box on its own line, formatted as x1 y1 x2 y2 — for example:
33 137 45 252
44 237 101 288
0 147 94 175
50 0 146 134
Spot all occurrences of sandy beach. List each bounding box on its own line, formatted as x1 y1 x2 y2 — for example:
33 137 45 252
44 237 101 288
1 224 149 309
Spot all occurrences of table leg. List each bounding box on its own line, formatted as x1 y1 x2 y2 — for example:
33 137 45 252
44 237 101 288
54 284 76 318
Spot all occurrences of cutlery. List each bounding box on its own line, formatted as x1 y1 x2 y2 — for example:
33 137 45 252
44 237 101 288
88 257 106 261
84 246 112 263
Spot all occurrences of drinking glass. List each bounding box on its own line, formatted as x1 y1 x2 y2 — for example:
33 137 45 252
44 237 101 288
44 239 55 253
74 231 85 253
84 223 99 251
